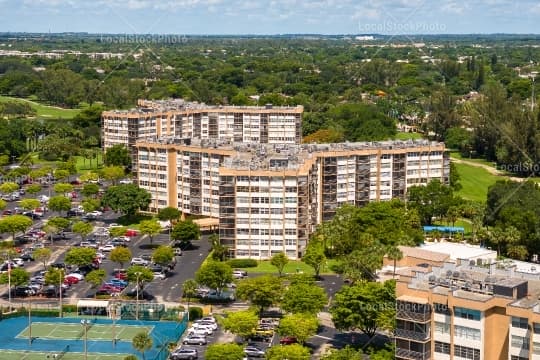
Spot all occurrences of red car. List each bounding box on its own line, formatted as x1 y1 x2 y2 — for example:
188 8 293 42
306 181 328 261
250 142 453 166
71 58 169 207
99 284 122 293
279 336 298 345
64 276 80 285
125 229 138 237
115 272 128 280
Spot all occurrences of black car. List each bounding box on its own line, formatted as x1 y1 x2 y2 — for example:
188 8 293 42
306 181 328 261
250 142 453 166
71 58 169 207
125 288 154 300
13 286 36 297
20 253 34 262
41 285 65 298
52 232 68 240
50 263 67 270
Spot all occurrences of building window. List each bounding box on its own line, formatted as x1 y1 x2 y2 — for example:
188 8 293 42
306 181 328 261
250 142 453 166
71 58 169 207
434 321 450 334
454 325 481 341
434 341 450 355
511 356 528 360
454 345 480 360
454 307 480 321
512 316 528 329
533 342 540 355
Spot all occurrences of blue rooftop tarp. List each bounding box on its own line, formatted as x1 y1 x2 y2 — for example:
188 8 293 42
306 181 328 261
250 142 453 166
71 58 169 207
423 226 465 233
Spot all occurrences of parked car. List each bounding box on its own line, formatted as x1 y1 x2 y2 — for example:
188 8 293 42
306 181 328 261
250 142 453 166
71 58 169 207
244 346 266 358
182 334 207 345
66 272 84 281
232 269 247 279
186 327 211 337
130 257 149 266
153 271 167 280
13 286 36 297
279 336 298 345
125 229 138 237
170 348 199 360
20 253 34 262
106 278 128 288
98 244 115 252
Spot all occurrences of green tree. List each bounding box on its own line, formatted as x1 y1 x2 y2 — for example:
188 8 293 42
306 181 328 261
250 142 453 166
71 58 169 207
236 275 283 314
0 267 29 288
302 240 326 277
100 166 126 185
278 313 318 344
44 267 64 286
205 343 245 360
220 310 259 341
127 265 154 288
157 206 181 222
330 280 395 337
152 245 174 267
385 246 403 279
139 219 162 244
101 184 151 217
47 216 70 233
132 331 152 360
25 184 42 195
110 247 132 269
123 356 138 360
209 232 228 261
19 198 40 211
171 219 200 245
0 182 19 194
182 279 198 316
86 269 106 296
0 199 6 211
81 183 100 198
53 182 74 195
81 198 101 213
0 215 32 240
33 247 52 270
270 252 288 277
407 179 454 225
104 144 131 167
265 344 310 360
47 196 71 215
321 346 364 360
196 261 233 295
109 226 128 238
64 247 96 267
282 282 327 315
72 221 93 242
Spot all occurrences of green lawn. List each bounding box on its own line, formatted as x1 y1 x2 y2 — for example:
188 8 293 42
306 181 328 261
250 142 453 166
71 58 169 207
454 161 503 202
75 153 103 172
237 259 337 275
449 151 497 167
394 132 424 140
0 96 80 119
433 218 473 235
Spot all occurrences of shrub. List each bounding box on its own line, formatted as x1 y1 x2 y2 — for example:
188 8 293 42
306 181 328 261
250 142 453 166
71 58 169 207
188 306 203 321
227 259 257 268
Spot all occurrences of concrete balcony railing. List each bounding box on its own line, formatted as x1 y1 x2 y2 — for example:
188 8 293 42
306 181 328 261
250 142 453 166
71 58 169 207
395 348 431 360
395 328 431 342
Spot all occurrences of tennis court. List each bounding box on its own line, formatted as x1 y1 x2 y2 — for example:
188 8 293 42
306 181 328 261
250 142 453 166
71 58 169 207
0 315 187 360
17 322 154 341
1 350 128 360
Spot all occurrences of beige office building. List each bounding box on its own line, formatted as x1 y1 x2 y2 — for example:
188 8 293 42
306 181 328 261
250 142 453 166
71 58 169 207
134 138 448 259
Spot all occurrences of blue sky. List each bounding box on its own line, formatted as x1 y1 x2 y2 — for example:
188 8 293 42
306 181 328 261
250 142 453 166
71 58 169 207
1 0 539 35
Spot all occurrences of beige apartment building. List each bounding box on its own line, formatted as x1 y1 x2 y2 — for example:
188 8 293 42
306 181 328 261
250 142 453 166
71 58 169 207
134 138 448 259
394 245 540 360
101 99 303 169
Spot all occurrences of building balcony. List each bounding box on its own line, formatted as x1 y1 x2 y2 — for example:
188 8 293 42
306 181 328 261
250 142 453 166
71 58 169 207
395 329 430 342
395 348 431 360
396 309 431 322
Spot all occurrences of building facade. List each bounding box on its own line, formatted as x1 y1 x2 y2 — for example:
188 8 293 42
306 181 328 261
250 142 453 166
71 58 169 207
101 99 303 169
134 138 448 259
395 250 540 360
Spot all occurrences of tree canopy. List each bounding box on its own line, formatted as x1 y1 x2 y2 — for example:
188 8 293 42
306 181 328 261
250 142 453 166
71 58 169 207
101 184 151 217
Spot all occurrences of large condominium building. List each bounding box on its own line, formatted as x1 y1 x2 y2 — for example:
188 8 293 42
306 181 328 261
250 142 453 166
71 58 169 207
394 244 540 360
101 99 303 167
134 138 448 259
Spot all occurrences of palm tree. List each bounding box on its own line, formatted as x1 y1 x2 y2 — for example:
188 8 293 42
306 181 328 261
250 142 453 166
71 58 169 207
386 246 403 279
182 279 198 320
132 331 152 360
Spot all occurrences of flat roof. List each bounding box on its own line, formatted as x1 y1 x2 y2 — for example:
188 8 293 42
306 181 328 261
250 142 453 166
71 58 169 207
420 242 497 261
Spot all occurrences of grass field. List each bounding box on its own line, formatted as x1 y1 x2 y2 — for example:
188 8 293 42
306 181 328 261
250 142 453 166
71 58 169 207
0 96 81 119
454 162 502 202
1 350 128 360
394 132 424 140
75 154 103 172
237 259 337 275
17 322 154 341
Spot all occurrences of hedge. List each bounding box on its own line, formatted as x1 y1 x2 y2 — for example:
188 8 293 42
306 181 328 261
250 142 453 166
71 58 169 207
227 259 257 268
188 307 203 321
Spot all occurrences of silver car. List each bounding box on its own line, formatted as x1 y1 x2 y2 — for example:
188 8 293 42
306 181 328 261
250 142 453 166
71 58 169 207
182 335 207 345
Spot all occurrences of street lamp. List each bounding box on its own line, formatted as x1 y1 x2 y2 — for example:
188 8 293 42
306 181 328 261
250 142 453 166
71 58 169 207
81 319 91 360
59 269 64 318
28 298 32 346
135 272 142 320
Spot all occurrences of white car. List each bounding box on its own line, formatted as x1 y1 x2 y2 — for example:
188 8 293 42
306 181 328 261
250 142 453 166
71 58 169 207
196 321 218 330
11 258 25 267
38 195 49 203
98 244 115 252
187 326 212 336
153 272 166 280
89 210 103 217
131 257 149 266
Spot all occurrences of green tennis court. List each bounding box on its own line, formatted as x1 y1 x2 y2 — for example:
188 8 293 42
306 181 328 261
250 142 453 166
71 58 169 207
1 350 128 360
17 322 154 341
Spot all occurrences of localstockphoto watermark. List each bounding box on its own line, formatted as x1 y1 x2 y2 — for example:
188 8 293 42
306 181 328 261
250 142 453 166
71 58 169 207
498 162 540 174
359 21 447 34
100 34 188 44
